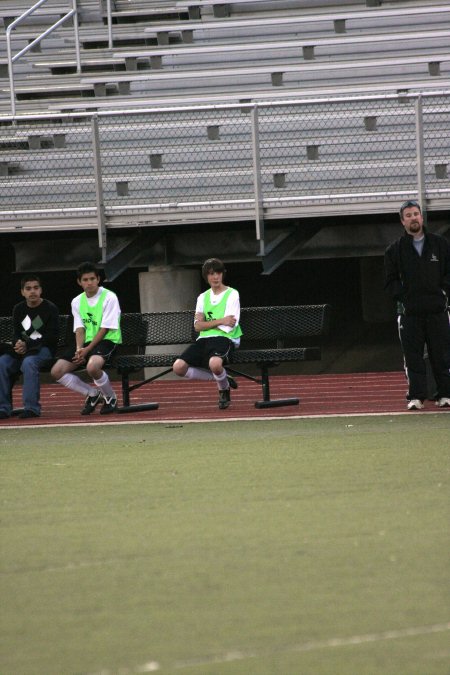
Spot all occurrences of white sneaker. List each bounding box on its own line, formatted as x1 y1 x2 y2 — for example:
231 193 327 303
436 397 450 408
407 399 424 410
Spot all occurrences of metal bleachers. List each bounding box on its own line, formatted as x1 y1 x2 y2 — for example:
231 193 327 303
0 0 449 237
1 2 450 115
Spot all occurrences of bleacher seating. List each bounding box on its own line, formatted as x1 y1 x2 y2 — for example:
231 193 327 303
0 0 449 235
1 2 449 114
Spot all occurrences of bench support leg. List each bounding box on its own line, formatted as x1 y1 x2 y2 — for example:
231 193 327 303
255 364 299 409
118 371 159 414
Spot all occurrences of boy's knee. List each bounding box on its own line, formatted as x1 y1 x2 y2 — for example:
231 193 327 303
173 359 187 376
51 360 65 380
209 356 223 374
21 356 39 375
86 359 103 379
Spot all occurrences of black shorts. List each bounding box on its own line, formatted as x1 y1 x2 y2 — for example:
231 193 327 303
59 339 118 366
179 336 235 369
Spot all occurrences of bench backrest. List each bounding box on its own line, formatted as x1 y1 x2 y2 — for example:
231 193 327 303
240 305 330 341
120 305 330 347
121 311 196 345
0 305 330 350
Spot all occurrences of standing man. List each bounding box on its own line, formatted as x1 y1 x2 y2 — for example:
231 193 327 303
51 262 121 415
172 258 241 409
384 200 450 410
0 275 59 419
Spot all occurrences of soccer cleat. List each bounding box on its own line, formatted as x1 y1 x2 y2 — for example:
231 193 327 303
227 374 238 390
436 397 450 408
0 411 10 419
81 391 103 415
407 399 424 410
100 396 118 415
218 388 231 409
18 409 40 419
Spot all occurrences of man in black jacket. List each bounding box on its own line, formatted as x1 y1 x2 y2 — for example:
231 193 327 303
0 275 59 419
384 200 450 410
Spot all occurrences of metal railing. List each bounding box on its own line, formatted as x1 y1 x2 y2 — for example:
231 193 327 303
6 0 81 117
0 91 449 256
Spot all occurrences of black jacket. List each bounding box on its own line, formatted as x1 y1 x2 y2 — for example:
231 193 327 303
12 299 59 355
384 229 450 315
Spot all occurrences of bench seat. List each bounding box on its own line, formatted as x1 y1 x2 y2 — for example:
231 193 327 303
116 345 320 371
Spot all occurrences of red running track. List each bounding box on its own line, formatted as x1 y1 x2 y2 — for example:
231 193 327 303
1 372 449 427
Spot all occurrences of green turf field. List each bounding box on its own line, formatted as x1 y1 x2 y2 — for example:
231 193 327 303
1 415 449 675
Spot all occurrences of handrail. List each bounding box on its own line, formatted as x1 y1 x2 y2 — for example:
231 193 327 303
0 89 449 125
6 0 81 117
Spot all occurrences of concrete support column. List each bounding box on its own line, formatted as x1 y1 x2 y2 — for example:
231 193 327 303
139 266 200 312
138 266 201 378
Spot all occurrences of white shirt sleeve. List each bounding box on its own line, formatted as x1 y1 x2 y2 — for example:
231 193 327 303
71 294 83 331
195 291 206 317
219 289 240 333
100 290 121 329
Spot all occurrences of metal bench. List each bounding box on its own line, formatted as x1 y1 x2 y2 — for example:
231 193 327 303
0 305 330 413
115 305 330 412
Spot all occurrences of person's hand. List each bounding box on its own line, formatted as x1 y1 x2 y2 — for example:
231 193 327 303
72 347 88 364
221 315 237 327
13 340 27 355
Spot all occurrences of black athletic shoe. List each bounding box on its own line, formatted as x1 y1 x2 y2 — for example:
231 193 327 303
227 375 238 390
0 411 10 419
218 388 231 409
100 396 118 415
81 391 103 415
18 409 40 419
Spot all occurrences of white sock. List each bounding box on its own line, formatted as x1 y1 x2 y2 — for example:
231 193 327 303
94 372 115 399
57 373 96 397
185 367 214 381
212 369 229 390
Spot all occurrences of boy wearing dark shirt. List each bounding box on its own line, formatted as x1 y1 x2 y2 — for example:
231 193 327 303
0 275 59 419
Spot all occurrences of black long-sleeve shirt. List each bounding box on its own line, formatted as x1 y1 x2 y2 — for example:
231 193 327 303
12 299 59 355
384 229 450 316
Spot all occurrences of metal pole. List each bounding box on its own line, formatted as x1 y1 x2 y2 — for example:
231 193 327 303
107 0 113 49
72 0 81 74
415 95 427 226
6 25 15 117
251 105 265 256
91 115 108 259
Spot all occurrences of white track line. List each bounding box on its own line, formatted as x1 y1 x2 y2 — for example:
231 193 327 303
1 409 448 429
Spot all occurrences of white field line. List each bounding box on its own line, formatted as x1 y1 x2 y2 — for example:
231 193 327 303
87 622 450 674
1 409 448 429
173 622 450 670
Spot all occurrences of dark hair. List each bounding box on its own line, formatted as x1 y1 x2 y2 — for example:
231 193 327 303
20 274 41 290
201 257 226 282
399 200 421 218
76 261 101 280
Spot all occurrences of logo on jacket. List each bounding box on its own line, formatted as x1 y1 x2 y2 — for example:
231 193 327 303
430 254 439 262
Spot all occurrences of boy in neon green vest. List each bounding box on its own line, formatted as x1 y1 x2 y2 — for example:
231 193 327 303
51 262 122 415
173 258 242 409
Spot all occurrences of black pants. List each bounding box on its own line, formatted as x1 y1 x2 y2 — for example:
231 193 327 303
398 310 450 400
